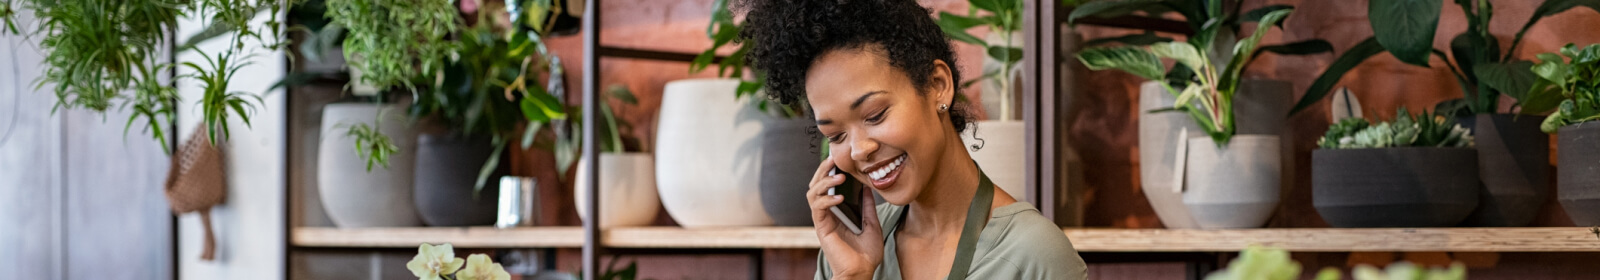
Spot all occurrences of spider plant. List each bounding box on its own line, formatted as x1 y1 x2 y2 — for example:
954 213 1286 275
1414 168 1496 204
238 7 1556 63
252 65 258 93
3 0 297 153
1291 0 1600 117
1076 4 1295 145
325 0 458 93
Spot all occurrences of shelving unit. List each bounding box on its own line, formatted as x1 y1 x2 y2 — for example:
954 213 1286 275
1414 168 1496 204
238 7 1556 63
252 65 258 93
292 227 1600 252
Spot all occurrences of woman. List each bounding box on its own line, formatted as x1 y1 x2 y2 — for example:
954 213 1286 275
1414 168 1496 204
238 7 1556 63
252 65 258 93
738 0 1088 279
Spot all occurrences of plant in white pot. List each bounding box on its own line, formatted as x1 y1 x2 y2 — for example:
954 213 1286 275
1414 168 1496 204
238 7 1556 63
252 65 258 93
562 85 660 228
1076 7 1297 229
1530 43 1600 226
1071 0 1330 229
648 0 817 227
936 0 1030 201
321 0 570 227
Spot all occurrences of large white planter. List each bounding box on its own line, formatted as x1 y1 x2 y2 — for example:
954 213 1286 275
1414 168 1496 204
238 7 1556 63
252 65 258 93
317 103 423 227
1138 81 1202 229
655 79 777 227
961 120 1027 201
576 153 660 228
1182 135 1281 229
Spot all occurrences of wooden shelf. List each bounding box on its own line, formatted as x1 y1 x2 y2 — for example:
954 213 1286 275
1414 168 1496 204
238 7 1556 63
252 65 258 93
292 227 1600 252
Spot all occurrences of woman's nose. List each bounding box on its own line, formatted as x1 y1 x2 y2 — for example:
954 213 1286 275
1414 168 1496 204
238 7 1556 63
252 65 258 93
849 134 877 163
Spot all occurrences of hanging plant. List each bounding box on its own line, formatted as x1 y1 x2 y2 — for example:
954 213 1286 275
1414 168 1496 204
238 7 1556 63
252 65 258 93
0 0 300 153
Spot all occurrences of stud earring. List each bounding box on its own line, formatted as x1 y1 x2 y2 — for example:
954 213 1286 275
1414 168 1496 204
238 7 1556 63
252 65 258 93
938 104 949 112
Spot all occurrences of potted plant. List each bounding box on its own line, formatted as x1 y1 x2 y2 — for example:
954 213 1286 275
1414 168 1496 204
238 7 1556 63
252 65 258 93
319 0 570 227
935 0 1031 200
1531 43 1600 226
651 0 816 227
567 85 660 228
1076 3 1312 228
1293 0 1600 226
1313 108 1478 228
1071 0 1330 228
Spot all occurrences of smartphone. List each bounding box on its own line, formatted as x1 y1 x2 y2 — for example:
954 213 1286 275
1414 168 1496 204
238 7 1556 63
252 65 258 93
827 167 865 235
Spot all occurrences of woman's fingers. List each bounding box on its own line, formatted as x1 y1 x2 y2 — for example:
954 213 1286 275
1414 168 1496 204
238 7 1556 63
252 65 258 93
858 183 882 236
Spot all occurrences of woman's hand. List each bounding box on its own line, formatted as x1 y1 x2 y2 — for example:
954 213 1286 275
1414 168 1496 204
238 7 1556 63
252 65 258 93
808 155 884 279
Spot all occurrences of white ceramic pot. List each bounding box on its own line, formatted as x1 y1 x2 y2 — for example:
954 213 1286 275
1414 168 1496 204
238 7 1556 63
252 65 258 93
317 103 423 227
576 153 660 228
1182 135 1282 229
655 79 777 227
1137 81 1202 229
961 120 1027 201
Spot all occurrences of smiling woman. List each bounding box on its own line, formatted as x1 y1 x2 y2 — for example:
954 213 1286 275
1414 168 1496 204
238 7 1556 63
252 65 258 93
737 0 1086 279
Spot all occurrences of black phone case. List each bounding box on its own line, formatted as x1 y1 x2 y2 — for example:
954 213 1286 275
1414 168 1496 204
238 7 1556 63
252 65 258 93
828 168 865 234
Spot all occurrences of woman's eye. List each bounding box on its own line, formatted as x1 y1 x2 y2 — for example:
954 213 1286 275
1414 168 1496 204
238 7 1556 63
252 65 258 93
865 109 887 123
827 133 846 143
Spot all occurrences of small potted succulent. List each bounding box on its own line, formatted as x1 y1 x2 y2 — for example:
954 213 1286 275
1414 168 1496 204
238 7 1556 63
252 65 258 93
1313 108 1478 228
1531 43 1600 226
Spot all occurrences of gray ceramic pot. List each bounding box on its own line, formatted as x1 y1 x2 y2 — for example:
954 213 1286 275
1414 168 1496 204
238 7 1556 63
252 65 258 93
1139 80 1289 229
317 103 423 227
1558 122 1600 226
760 119 821 226
1182 135 1281 229
1458 114 1549 227
1313 148 1480 228
413 133 500 227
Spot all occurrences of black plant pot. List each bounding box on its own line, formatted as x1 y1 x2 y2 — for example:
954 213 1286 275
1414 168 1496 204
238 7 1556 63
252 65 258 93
1559 122 1600 226
1457 114 1550 226
1313 148 1480 228
414 133 502 227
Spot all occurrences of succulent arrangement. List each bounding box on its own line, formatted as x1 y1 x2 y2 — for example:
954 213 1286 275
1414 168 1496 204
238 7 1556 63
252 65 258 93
1075 1 1309 145
1206 245 1467 280
1318 108 1475 149
1531 43 1600 132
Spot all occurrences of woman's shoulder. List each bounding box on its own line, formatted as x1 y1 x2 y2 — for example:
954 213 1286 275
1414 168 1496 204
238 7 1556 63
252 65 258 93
980 203 1087 279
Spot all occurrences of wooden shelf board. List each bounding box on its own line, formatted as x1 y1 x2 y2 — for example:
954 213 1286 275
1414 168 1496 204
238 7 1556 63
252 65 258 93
1064 227 1600 252
292 227 1600 252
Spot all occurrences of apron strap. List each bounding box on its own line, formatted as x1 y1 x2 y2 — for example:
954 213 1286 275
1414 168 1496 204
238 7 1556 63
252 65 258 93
882 168 995 280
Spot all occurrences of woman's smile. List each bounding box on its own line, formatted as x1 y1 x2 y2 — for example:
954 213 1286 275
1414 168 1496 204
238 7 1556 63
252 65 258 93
862 153 908 190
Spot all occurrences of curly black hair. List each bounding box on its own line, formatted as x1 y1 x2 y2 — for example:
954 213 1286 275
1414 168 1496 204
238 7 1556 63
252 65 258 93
737 0 974 133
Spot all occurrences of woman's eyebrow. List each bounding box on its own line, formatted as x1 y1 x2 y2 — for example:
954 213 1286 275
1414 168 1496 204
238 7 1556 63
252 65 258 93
851 91 887 110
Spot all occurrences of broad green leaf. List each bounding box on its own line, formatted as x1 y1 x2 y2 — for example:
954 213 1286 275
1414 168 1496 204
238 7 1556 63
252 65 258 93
520 92 567 122
1221 9 1292 92
1521 81 1565 114
1077 46 1166 80
1532 58 1571 88
1253 40 1334 57
1066 0 1166 24
1084 33 1174 47
1292 37 1387 116
1369 0 1443 66
939 18 987 47
1238 4 1293 26
1172 84 1203 107
971 0 1004 12
1149 41 1205 73
938 12 991 30
987 46 1024 64
1475 61 1538 102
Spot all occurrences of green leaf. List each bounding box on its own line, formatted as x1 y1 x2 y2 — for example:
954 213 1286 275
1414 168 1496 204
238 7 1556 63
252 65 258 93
1238 4 1293 26
1369 0 1443 66
1077 46 1166 80
1474 61 1538 103
1084 33 1174 47
1253 40 1334 57
520 92 567 122
1221 8 1292 92
1149 41 1205 73
987 46 1024 64
971 0 1004 12
1291 37 1387 116
1066 0 1166 24
1521 81 1565 114
1506 0 1600 60
938 12 991 30
938 18 987 47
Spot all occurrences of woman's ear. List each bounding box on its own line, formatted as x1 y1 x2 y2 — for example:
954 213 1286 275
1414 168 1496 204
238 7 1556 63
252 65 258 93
929 59 955 110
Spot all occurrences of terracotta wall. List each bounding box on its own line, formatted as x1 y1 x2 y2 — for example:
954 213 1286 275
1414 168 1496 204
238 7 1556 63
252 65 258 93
508 0 1600 278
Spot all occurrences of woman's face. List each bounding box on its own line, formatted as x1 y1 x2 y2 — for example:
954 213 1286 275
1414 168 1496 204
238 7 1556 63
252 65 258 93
808 46 955 205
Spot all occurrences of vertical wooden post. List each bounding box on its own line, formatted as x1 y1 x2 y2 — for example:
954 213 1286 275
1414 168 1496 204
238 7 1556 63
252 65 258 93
1024 0 1060 219
581 0 603 279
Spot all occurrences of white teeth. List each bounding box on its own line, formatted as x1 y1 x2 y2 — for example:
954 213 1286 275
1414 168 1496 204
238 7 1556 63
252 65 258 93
867 154 907 181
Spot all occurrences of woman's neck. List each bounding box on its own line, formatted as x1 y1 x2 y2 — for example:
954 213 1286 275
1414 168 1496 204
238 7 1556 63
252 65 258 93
903 134 981 236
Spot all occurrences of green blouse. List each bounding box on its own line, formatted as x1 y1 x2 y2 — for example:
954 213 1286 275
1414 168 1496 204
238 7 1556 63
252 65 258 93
814 202 1089 280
